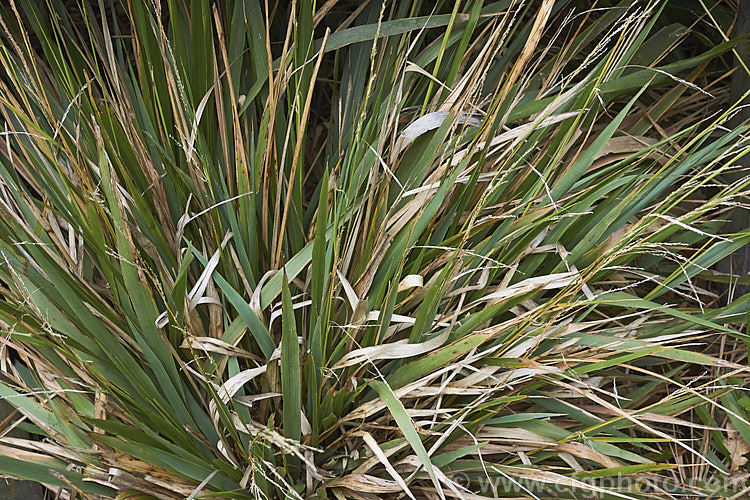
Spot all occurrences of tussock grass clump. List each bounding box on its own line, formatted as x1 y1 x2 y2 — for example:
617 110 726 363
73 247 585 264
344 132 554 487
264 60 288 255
0 0 749 498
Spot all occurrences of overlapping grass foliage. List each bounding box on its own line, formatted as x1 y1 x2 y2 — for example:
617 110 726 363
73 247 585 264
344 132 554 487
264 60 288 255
0 0 749 498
